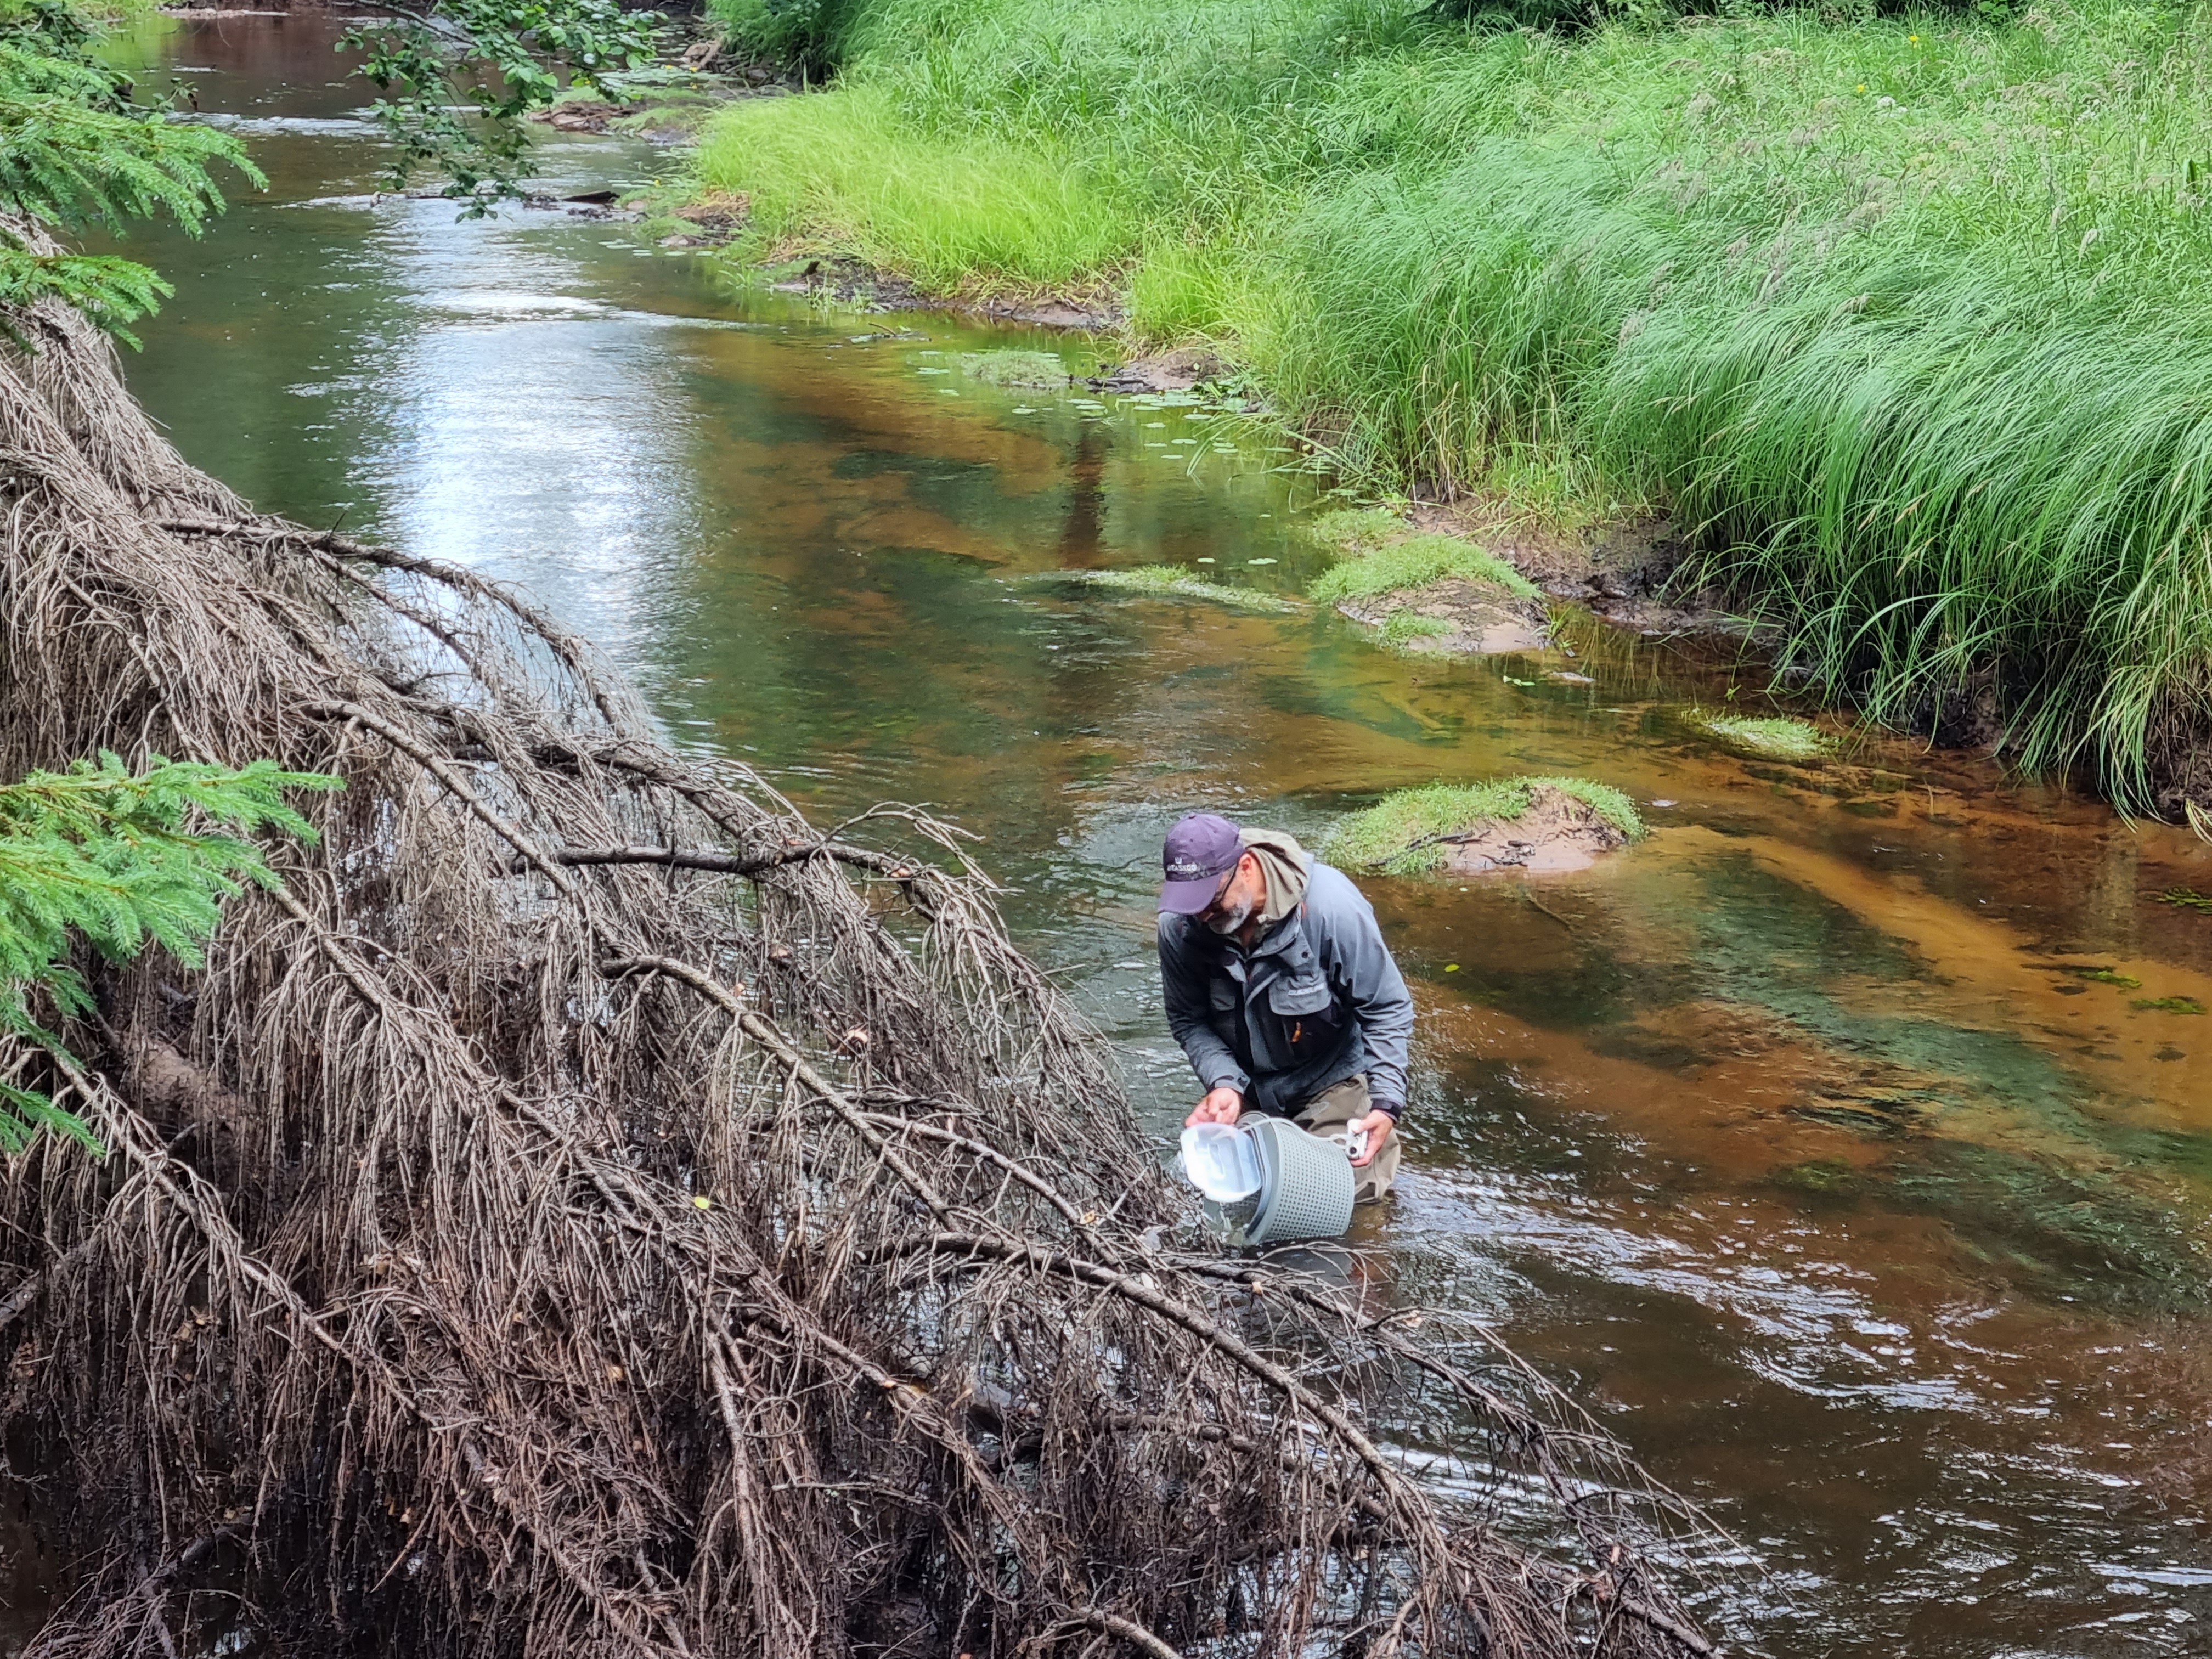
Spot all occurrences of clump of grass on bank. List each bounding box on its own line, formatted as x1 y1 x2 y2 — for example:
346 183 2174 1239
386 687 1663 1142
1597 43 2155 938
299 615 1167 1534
1379 611 1453 648
1039 565 1297 613
696 0 2212 810
1689 713 1835 763
960 349 1070 387
1311 533 1539 606
1324 777 1645 874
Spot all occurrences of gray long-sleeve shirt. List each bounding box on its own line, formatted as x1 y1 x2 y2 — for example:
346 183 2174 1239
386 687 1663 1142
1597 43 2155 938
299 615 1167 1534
1158 861 1414 1118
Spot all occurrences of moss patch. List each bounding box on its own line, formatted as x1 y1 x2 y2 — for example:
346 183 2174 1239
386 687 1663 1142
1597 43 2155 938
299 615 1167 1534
2132 996 2207 1014
1690 713 1836 763
1323 777 1644 875
1039 565 1297 614
1309 532 1541 606
959 349 1070 388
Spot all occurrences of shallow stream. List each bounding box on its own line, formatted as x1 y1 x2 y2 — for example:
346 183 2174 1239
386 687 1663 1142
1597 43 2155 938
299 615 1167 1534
86 15 2212 1654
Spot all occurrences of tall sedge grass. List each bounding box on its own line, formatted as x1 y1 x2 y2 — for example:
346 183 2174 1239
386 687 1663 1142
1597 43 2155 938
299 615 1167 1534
695 84 1131 291
696 0 2212 807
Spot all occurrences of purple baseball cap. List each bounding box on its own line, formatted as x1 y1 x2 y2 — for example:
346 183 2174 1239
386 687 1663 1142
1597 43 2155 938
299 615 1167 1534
1159 812 1243 914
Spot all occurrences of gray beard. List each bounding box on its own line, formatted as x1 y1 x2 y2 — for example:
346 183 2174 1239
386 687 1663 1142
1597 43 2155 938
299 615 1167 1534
1204 894 1255 935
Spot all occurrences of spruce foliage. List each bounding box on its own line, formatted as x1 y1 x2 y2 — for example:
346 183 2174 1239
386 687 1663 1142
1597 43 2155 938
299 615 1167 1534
0 755 337 1149
0 0 260 340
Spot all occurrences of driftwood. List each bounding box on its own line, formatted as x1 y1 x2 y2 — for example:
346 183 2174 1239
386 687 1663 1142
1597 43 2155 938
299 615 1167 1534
0 219 1719 1659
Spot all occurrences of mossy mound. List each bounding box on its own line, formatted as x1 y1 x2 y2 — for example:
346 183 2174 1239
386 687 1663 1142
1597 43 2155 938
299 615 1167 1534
1301 517 1546 654
1309 532 1539 606
960 349 1072 387
1323 777 1644 876
1690 713 1835 763
1039 565 1298 614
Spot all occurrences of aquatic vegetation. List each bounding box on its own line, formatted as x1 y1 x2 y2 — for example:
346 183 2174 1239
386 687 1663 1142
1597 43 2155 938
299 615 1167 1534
958 348 1070 387
2066 966 2145 990
1379 610 1453 647
1040 564 1298 613
2157 888 2212 913
2132 996 2207 1014
1323 776 1644 874
1690 714 1835 763
1310 532 1539 606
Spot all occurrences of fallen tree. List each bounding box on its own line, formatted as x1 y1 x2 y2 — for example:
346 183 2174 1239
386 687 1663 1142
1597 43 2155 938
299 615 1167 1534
0 233 1720 1656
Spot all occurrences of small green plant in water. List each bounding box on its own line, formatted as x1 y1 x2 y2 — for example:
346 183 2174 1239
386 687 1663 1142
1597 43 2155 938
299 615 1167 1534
1379 611 1453 648
1310 533 1539 606
1690 713 1835 763
958 349 1070 388
0 754 340 1150
2131 996 2207 1014
2064 966 2143 989
2157 888 2212 913
1323 777 1644 875
1040 565 1297 614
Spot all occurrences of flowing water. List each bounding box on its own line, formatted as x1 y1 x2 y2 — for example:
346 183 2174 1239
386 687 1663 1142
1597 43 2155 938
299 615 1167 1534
81 15 2212 1654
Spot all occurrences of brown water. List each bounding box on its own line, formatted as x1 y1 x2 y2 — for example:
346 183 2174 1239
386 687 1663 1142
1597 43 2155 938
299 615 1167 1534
91 14 2212 1654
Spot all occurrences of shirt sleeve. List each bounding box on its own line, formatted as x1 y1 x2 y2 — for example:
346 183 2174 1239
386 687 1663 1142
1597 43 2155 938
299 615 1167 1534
1323 881 1414 1116
1159 916 1250 1097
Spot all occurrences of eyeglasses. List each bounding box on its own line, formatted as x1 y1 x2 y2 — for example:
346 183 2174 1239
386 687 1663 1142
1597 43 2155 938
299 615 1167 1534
1196 867 1237 919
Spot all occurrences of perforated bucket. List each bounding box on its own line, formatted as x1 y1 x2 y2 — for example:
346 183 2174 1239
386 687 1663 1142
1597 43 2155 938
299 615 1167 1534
1240 1117 1355 1245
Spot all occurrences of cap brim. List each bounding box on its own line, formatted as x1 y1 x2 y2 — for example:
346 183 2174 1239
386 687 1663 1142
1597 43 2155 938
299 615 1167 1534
1158 876 1222 915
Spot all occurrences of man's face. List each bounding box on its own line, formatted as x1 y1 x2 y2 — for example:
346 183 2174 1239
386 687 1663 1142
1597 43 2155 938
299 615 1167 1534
1199 853 1262 935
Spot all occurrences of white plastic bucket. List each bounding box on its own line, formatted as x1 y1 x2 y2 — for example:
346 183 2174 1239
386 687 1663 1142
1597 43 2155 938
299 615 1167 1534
1181 1117 1355 1245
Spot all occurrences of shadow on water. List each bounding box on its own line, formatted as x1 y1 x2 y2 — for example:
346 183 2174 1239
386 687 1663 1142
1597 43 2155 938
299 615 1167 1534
71 12 2212 1655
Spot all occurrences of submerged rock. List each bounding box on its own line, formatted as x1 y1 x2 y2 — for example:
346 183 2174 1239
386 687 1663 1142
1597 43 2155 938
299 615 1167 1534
1322 778 1644 876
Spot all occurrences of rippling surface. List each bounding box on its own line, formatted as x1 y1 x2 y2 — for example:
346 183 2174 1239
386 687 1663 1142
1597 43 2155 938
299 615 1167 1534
97 14 2212 1652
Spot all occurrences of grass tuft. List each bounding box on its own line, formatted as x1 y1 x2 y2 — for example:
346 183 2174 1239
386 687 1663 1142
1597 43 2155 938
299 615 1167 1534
1311 533 1541 606
960 349 1070 387
1040 565 1297 613
1300 508 1408 554
1690 714 1834 763
1379 611 1454 648
1322 776 1644 874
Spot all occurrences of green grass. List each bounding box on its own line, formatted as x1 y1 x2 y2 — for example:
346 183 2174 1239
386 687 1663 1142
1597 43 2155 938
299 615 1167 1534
1689 713 1835 762
960 348 1071 386
1300 508 1409 554
1310 532 1542 606
1039 564 1298 612
693 0 2212 810
2132 995 2207 1013
1379 611 1454 647
1322 776 1645 874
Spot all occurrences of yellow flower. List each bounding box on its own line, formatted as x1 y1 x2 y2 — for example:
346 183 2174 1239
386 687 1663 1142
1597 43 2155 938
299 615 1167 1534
1857 82 1867 92
692 1195 712 1210
1909 32 1921 42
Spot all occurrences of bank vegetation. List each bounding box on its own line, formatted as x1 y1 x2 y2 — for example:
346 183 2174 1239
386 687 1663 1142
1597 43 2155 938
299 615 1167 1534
696 0 2212 817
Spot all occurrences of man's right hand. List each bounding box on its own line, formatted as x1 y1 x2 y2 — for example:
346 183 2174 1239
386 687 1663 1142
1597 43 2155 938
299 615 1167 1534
1185 1086 1244 1127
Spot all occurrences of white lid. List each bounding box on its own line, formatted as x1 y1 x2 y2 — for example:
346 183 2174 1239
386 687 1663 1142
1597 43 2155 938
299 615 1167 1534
1178 1121 1262 1201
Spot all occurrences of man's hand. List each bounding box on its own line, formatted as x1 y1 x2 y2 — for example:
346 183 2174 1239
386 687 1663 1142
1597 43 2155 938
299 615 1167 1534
1347 1110 1395 1167
1185 1086 1244 1127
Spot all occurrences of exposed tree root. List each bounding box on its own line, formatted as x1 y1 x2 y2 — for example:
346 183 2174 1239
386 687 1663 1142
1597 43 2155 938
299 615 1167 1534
0 238 1722 1658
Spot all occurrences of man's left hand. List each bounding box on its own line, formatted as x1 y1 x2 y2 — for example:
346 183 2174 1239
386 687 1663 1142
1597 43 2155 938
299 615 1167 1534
1347 1110 1394 1166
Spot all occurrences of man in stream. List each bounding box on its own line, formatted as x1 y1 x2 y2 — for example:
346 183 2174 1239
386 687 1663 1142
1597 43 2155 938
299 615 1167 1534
1158 812 1414 1203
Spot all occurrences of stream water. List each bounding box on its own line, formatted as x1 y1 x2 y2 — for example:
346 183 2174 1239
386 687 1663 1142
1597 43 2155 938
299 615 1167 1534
80 14 2212 1655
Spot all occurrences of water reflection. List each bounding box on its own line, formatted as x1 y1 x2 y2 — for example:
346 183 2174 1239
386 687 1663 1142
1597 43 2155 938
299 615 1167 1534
100 14 2212 1654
